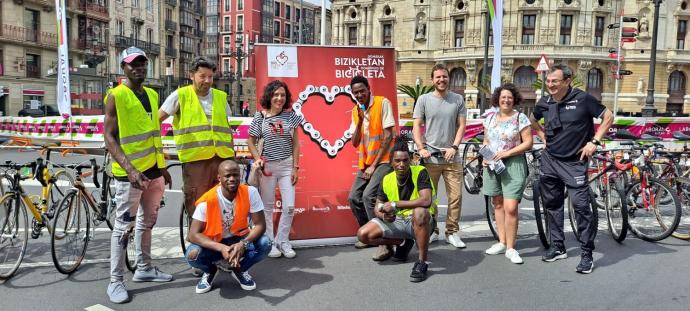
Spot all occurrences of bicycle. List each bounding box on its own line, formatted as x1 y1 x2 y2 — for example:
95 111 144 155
462 134 484 195
0 159 83 279
50 157 119 274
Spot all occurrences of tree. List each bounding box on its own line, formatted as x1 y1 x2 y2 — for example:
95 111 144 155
397 83 434 110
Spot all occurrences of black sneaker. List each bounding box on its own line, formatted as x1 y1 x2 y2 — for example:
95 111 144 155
392 239 415 262
409 261 428 282
541 246 567 262
576 252 594 274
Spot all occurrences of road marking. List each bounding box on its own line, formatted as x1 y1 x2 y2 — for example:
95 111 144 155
85 304 115 311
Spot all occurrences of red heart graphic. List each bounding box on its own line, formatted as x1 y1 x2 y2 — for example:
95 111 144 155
276 51 289 66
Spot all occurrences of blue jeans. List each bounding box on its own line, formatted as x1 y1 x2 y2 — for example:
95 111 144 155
185 235 271 273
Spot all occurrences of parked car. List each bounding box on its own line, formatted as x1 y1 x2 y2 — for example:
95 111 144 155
17 105 60 117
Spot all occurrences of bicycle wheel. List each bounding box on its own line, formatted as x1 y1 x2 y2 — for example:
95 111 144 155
626 177 682 242
51 190 90 274
605 180 628 243
179 203 191 254
462 143 481 194
588 158 605 210
104 175 116 230
0 194 29 280
566 195 581 243
47 170 75 216
484 195 499 241
671 185 690 240
124 229 137 272
522 165 536 201
0 174 10 196
533 181 551 248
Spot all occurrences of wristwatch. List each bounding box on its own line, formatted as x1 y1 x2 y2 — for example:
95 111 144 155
590 138 601 146
241 239 250 250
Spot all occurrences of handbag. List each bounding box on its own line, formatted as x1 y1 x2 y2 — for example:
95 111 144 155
248 112 266 187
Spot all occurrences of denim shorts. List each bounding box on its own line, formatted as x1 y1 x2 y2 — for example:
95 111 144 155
482 155 529 200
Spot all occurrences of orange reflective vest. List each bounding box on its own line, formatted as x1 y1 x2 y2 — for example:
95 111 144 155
196 184 251 241
351 96 394 170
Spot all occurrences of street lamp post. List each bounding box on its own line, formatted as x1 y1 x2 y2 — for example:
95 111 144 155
642 0 662 117
228 33 253 116
223 68 235 107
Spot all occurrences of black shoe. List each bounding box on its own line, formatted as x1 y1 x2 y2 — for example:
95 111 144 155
542 246 567 262
576 252 594 274
409 261 428 283
392 239 415 262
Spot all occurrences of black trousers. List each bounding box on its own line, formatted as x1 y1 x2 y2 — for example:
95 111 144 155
539 152 597 252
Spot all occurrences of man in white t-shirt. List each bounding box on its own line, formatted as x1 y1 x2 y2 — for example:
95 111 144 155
158 57 235 224
185 160 271 294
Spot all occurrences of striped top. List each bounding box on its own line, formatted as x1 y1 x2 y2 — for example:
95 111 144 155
248 110 303 162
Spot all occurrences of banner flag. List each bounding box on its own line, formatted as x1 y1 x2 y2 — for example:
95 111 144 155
489 0 503 91
55 0 71 119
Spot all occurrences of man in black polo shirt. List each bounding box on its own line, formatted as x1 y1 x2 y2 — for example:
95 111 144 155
530 64 614 274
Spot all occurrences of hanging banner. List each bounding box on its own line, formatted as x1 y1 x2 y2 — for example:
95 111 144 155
55 0 71 118
255 45 398 240
488 0 503 91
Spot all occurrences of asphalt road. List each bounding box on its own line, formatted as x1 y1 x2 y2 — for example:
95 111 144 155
1 149 689 311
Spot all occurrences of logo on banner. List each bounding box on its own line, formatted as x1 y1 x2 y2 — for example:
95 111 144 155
293 85 357 157
267 46 298 77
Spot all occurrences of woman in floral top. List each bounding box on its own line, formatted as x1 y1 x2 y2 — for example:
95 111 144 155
482 83 533 264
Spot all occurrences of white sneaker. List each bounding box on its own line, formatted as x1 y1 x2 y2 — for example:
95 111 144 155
429 232 439 243
505 248 524 264
446 233 466 248
280 242 297 259
268 245 282 258
485 242 506 255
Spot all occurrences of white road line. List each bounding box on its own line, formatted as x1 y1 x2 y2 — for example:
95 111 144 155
84 304 115 311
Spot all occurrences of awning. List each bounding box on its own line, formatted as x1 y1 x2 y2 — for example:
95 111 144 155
23 89 45 96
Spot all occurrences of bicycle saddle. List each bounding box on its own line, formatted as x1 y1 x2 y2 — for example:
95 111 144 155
672 131 690 141
640 133 662 141
614 129 638 140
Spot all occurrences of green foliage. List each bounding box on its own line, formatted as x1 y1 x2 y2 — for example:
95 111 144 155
397 84 434 109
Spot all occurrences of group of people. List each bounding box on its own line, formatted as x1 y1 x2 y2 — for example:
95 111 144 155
103 46 613 303
348 63 613 281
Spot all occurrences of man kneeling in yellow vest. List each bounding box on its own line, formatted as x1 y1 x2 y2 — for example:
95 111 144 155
357 138 437 283
185 160 271 294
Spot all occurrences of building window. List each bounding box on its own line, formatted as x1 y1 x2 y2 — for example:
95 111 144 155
26 54 40 78
587 68 603 101
285 23 291 38
274 1 280 16
166 8 172 20
594 16 605 46
514 66 537 89
382 23 392 46
237 15 244 32
225 0 230 11
132 0 139 8
560 15 573 45
223 58 230 73
147 0 152 12
24 9 39 42
521 15 536 44
449 68 467 94
296 8 301 21
237 0 243 10
454 18 464 47
348 26 357 45
286 5 291 20
132 23 141 41
678 20 687 49
117 20 124 36
223 35 230 53
669 70 687 94
274 20 280 36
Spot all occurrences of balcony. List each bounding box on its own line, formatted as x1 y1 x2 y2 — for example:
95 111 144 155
78 0 109 20
72 37 108 56
220 25 232 33
180 0 201 14
0 24 57 49
180 43 195 53
166 47 177 58
113 35 160 55
165 20 177 32
194 29 205 37
165 0 177 6
26 64 41 79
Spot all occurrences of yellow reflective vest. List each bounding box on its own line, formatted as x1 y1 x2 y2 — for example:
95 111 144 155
110 84 166 177
381 165 437 217
173 86 235 163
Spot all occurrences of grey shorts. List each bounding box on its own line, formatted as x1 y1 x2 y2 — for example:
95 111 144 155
372 215 436 240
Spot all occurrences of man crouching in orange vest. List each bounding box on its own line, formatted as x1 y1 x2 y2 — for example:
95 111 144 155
185 159 271 294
